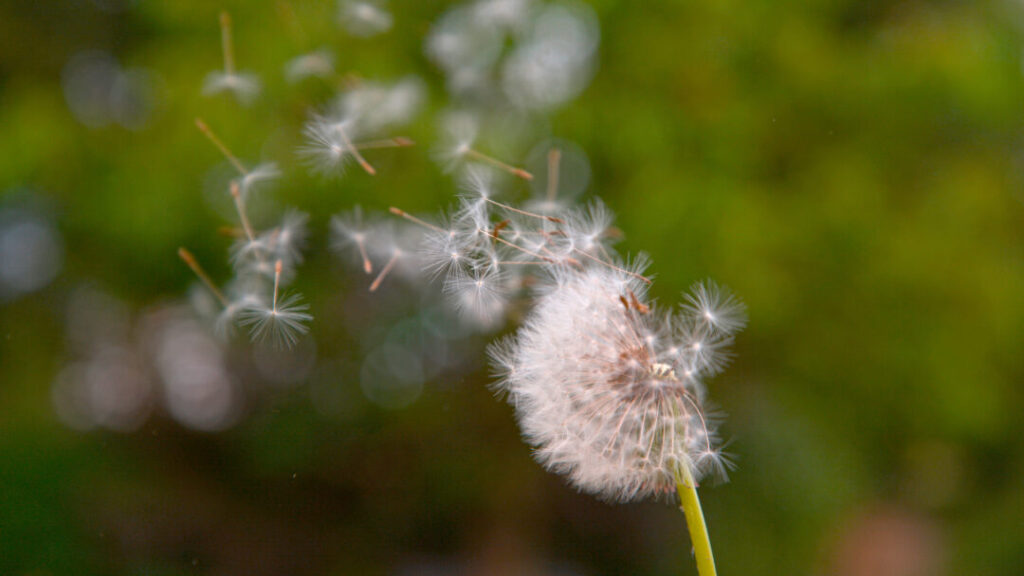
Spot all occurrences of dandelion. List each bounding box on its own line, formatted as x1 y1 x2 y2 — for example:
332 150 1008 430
490 265 743 576
202 12 261 105
239 260 312 348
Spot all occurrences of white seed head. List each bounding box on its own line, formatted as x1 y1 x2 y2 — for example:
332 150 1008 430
490 266 737 501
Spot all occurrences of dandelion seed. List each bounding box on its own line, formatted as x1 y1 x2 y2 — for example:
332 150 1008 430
565 200 614 254
203 71 261 105
215 291 263 339
444 265 509 329
195 118 248 176
202 12 261 105
178 247 227 307
229 181 256 243
239 163 281 198
435 113 531 179
331 206 375 274
239 260 311 348
267 210 309 267
420 223 464 280
463 149 533 180
299 116 376 176
682 280 747 336
368 245 402 292
436 111 479 168
388 207 447 234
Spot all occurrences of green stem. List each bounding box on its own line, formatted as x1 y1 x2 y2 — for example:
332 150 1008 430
677 465 717 576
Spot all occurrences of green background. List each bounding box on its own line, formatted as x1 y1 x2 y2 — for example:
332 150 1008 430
1 0 1023 574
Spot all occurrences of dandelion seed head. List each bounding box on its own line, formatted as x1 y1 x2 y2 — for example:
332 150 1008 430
490 266 739 501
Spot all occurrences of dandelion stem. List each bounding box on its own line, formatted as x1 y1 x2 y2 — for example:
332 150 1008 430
573 248 652 284
195 118 249 176
464 148 533 181
230 181 256 242
546 148 561 202
369 251 400 292
272 259 282 311
356 240 373 274
335 124 376 175
388 207 447 234
492 260 548 266
353 137 415 150
220 11 235 76
482 229 556 263
677 465 717 576
217 226 243 238
178 247 228 307
484 198 563 223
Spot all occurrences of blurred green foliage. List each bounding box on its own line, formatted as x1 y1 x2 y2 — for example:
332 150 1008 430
1 0 1023 575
